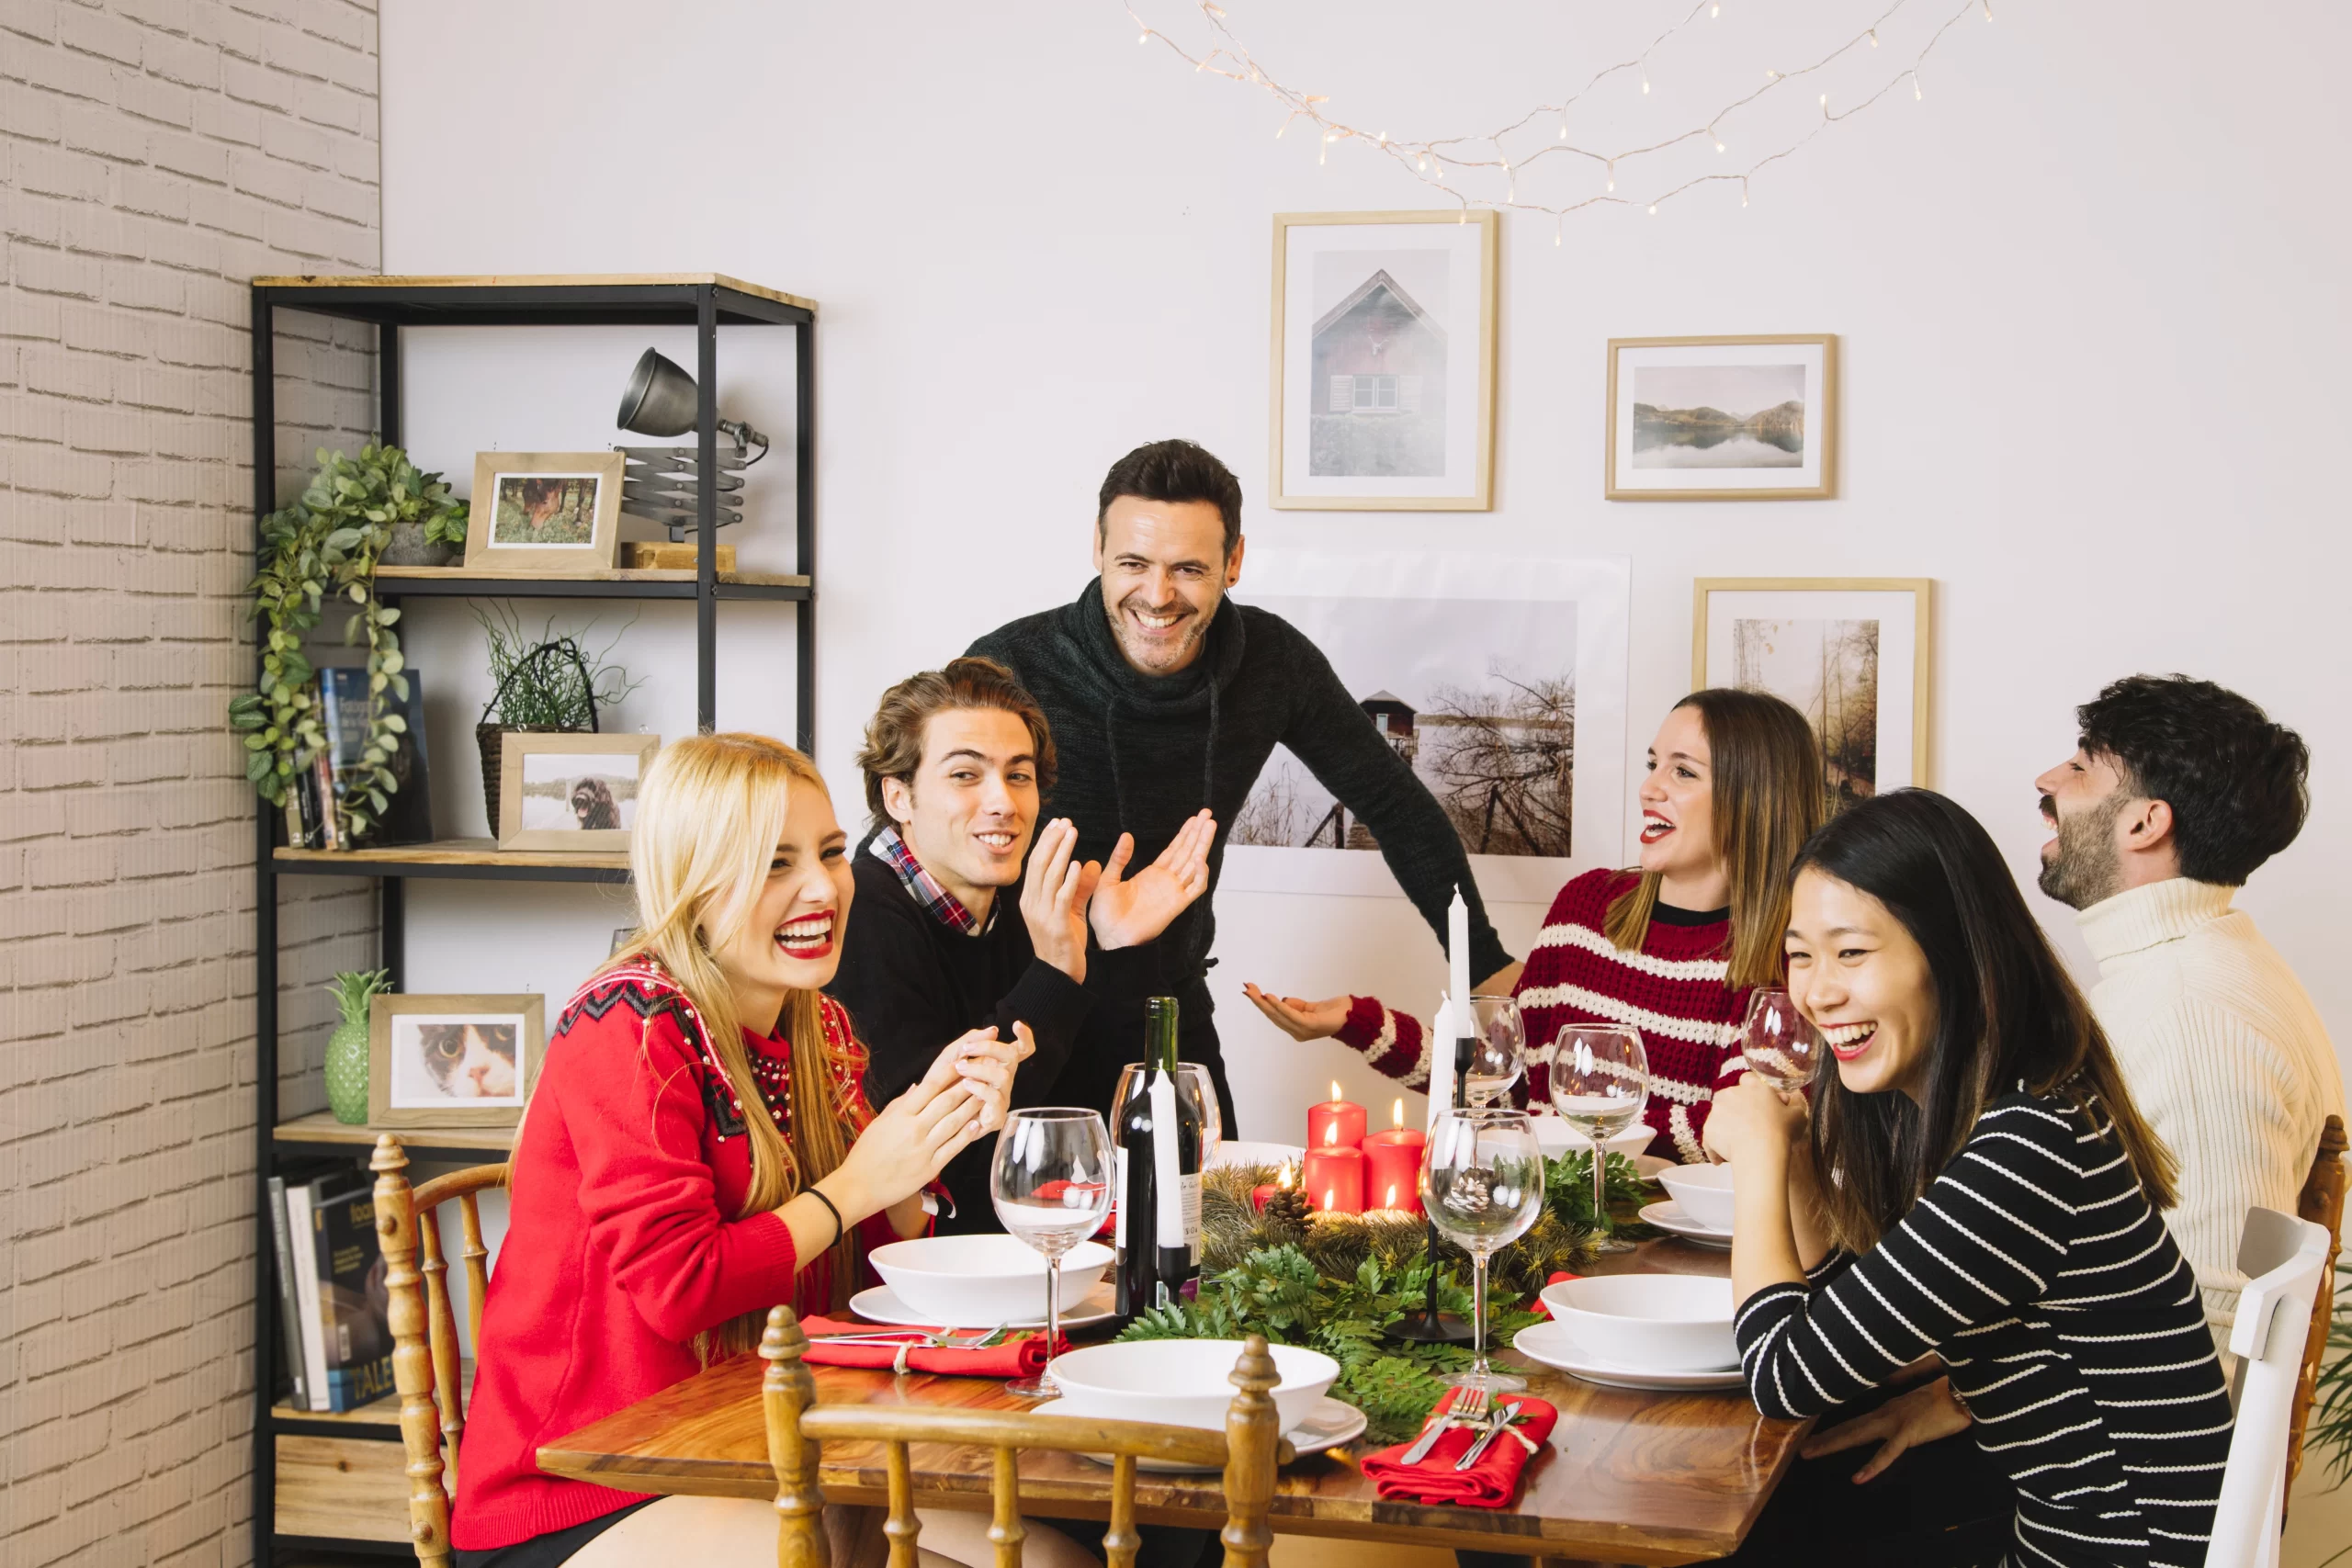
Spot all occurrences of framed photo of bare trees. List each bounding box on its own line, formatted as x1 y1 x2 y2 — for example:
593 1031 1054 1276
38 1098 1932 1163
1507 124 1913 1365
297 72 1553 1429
1693 579 1932 815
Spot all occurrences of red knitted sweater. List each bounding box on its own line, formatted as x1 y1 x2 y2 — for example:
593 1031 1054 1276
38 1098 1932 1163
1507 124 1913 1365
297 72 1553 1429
450 962 902 1551
1336 868 1757 1163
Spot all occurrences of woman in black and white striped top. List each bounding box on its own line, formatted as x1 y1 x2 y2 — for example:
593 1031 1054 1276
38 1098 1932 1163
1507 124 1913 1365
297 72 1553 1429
1704 790 2232 1568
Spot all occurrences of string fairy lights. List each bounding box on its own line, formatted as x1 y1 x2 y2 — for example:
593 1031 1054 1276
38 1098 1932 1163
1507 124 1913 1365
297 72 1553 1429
1125 0 1989 223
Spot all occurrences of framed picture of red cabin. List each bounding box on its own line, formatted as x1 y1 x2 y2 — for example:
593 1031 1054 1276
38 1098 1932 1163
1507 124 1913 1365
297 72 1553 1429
463 450 627 572
1271 210 1498 511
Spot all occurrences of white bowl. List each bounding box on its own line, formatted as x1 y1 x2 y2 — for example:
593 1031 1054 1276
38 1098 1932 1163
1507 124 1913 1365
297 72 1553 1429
1047 1339 1340 1435
1539 1274 1737 1372
865 1235 1112 1328
1655 1163 1736 1230
1532 1115 1654 1161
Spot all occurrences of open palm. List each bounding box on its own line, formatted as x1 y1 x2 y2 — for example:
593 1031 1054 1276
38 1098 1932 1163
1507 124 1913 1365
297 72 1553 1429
1088 809 1216 951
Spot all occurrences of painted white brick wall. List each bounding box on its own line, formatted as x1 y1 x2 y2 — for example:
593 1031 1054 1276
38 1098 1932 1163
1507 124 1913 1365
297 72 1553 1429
2 2 382 1562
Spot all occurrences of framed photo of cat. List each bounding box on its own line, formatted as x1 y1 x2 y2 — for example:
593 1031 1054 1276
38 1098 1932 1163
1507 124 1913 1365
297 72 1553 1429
368 993 546 1128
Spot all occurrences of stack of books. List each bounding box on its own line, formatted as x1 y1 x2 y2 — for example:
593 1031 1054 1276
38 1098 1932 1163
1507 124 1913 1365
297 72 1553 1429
268 1162 397 1413
282 667 433 851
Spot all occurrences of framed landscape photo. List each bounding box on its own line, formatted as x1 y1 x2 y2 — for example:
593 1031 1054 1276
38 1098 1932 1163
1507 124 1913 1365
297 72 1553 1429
1608 335 1837 500
1693 578 1931 814
495 730 660 852
368 993 544 1128
1271 210 1498 511
464 451 626 572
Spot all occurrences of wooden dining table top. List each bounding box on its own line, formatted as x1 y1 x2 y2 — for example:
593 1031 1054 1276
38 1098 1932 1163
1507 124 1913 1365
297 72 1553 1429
538 1237 1808 1568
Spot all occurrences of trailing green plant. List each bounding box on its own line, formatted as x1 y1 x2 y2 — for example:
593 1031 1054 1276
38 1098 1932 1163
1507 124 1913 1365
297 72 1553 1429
1117 1243 1545 1444
230 443 460 838
2310 1258 2352 1489
475 603 644 729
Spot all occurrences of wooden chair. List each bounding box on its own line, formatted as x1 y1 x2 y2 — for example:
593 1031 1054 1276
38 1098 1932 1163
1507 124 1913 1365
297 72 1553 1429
760 1306 1293 1568
2286 1113 2347 1496
370 1134 512 1568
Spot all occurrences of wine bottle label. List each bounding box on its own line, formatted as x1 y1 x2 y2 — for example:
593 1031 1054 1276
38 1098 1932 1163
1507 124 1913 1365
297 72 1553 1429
1180 1171 1202 1263
1112 1147 1127 1251
1149 1074 1184 1249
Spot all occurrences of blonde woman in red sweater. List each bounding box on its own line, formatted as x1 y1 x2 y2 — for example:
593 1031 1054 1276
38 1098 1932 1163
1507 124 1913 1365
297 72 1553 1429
1247 690 1822 1162
453 734 1086 1568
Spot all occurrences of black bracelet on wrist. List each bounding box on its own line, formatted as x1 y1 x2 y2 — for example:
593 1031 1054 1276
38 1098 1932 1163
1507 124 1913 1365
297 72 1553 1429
805 1185 845 1250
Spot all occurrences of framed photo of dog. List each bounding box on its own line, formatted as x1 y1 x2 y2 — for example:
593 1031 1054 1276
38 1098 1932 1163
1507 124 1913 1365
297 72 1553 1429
496 731 661 852
368 993 545 1128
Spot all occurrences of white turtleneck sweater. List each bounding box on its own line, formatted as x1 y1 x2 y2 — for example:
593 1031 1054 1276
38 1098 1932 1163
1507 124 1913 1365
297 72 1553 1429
2078 877 2346 1340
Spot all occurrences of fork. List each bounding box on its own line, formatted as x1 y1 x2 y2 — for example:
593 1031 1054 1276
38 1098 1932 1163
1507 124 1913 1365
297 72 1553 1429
1399 1385 1489 1465
1453 1399 1523 1471
815 1324 1010 1350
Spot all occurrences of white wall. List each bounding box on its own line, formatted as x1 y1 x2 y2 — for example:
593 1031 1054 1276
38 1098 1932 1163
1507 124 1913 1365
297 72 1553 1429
374 1 2350 1152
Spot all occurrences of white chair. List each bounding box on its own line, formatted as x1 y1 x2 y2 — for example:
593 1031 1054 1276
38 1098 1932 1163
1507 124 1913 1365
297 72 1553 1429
2202 1206 2333 1568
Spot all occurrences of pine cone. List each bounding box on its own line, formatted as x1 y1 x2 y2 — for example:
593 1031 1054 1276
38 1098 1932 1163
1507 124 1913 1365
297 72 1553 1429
1261 1187 1311 1233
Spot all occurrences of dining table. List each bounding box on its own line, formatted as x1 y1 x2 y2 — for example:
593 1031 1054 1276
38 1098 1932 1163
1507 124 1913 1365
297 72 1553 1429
538 1235 1810 1568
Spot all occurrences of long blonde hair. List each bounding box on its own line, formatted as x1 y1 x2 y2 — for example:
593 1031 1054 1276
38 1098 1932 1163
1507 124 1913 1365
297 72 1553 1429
1602 689 1825 989
599 733 859 1336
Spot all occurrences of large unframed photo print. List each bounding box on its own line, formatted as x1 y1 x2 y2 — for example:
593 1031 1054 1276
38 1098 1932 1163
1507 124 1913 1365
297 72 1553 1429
1607 336 1838 500
1221 551 1629 904
1272 211 1498 510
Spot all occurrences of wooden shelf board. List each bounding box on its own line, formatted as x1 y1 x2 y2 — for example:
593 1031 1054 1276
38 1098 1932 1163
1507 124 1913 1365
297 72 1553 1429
376 565 807 587
253 271 817 312
274 1111 514 1153
274 838 629 874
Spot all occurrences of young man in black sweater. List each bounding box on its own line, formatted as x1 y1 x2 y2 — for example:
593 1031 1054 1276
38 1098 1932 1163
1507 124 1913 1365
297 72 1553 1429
966 439 1516 1134
825 657 1215 1233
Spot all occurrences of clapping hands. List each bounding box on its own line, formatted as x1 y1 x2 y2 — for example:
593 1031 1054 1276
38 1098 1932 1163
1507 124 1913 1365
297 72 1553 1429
1087 809 1216 951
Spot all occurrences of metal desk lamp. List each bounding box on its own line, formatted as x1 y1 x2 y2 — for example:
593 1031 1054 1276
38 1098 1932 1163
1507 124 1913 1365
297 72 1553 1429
614 347 768 542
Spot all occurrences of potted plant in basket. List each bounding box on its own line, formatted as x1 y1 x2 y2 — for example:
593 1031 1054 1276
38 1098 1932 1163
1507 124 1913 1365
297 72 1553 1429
475 605 643 836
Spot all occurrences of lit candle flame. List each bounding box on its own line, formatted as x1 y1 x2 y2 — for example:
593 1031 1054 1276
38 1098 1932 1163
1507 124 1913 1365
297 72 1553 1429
1329 1080 1341 1103
1391 1097 1405 1129
1385 1183 1398 1208
1279 1162 1294 1189
1324 1121 1337 1145
1324 1187 1336 1211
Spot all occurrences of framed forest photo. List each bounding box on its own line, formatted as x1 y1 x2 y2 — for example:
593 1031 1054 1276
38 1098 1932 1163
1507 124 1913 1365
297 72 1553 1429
1693 578 1931 816
463 451 626 572
1608 335 1837 500
1271 210 1498 511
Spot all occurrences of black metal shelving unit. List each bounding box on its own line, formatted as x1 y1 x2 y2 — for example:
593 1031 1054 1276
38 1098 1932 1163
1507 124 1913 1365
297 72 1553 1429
247 274 815 1561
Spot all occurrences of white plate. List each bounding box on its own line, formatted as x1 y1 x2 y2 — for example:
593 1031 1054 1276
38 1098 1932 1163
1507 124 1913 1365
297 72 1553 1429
847 1279 1117 1331
1210 1141 1306 1171
1512 1321 1747 1392
1032 1395 1367 1472
1640 1200 1734 1249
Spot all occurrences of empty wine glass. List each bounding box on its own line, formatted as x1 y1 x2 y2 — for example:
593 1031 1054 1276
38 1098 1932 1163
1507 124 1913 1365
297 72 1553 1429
1549 1024 1649 1255
1422 1108 1546 1394
990 1107 1114 1400
1112 1061 1222 1168
1740 988 1823 1093
1464 995 1527 1109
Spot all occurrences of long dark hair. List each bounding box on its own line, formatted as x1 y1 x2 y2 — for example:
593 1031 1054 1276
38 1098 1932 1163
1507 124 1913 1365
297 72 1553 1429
1604 688 1824 989
1797 789 2178 1252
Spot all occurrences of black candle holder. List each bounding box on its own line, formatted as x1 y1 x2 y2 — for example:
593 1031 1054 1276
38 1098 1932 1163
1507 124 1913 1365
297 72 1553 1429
1391 1032 1476 1345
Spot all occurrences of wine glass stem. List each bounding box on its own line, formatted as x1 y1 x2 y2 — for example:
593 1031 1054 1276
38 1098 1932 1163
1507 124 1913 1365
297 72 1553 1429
1043 1254 1063 1388
1590 1135 1610 1235
1470 1250 1490 1377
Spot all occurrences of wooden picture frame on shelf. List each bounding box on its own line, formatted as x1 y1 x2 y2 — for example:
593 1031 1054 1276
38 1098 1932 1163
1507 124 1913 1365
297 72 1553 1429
368 993 544 1129
495 730 661 852
1691 577 1932 807
1607 335 1838 501
1270 209 1498 512
464 451 626 572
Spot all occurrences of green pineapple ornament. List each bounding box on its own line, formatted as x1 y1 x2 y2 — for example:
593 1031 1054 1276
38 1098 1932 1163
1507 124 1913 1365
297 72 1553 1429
324 969 391 1124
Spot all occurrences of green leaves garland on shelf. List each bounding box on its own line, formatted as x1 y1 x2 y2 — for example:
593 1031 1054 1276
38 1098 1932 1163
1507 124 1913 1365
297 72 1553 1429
229 442 465 839
1115 1158 1653 1444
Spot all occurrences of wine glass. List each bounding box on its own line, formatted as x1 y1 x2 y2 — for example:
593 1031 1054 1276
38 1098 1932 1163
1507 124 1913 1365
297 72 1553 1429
1111 1062 1222 1169
1549 1024 1649 1254
1740 988 1823 1093
1421 1108 1546 1394
1464 995 1527 1109
990 1107 1114 1400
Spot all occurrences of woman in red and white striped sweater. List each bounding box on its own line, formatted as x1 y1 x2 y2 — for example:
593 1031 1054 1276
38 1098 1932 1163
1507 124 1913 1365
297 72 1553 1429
1246 690 1823 1163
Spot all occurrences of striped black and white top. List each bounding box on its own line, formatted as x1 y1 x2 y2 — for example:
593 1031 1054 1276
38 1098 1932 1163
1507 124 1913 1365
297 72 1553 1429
1735 1091 2233 1568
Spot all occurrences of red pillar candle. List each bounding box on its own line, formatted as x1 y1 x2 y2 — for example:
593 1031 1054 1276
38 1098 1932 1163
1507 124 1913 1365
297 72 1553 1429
1302 1145 1364 1214
1363 1097 1426 1214
1306 1081 1368 1152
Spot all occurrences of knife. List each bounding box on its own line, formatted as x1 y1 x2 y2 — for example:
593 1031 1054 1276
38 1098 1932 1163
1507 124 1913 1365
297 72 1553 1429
1399 1394 1476 1465
1453 1401 1523 1471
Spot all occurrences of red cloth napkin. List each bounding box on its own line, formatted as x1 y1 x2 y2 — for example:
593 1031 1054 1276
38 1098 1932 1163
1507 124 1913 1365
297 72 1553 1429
1527 1270 1582 1320
1361 1387 1559 1507
797 1314 1064 1379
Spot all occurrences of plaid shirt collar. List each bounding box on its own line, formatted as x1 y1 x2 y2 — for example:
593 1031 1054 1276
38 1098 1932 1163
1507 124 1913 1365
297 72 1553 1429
869 826 994 936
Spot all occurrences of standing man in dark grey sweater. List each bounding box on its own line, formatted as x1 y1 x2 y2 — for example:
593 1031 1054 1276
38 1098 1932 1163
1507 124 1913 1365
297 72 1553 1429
967 439 1515 1133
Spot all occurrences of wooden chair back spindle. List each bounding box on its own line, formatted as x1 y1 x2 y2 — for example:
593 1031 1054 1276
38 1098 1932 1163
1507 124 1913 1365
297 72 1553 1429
759 1307 1292 1568
372 1135 512 1567
2287 1113 2347 1497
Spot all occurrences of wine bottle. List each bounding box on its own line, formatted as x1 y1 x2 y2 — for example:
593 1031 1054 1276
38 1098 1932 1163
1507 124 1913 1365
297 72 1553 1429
1114 996 1202 1319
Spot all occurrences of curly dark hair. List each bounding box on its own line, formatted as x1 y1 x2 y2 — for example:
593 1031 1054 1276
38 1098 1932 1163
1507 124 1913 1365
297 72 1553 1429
2075 673 2309 886
1096 438 1244 557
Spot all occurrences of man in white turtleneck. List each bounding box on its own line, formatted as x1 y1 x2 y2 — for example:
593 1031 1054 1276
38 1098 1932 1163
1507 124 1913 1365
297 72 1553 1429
2035 674 2344 1358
